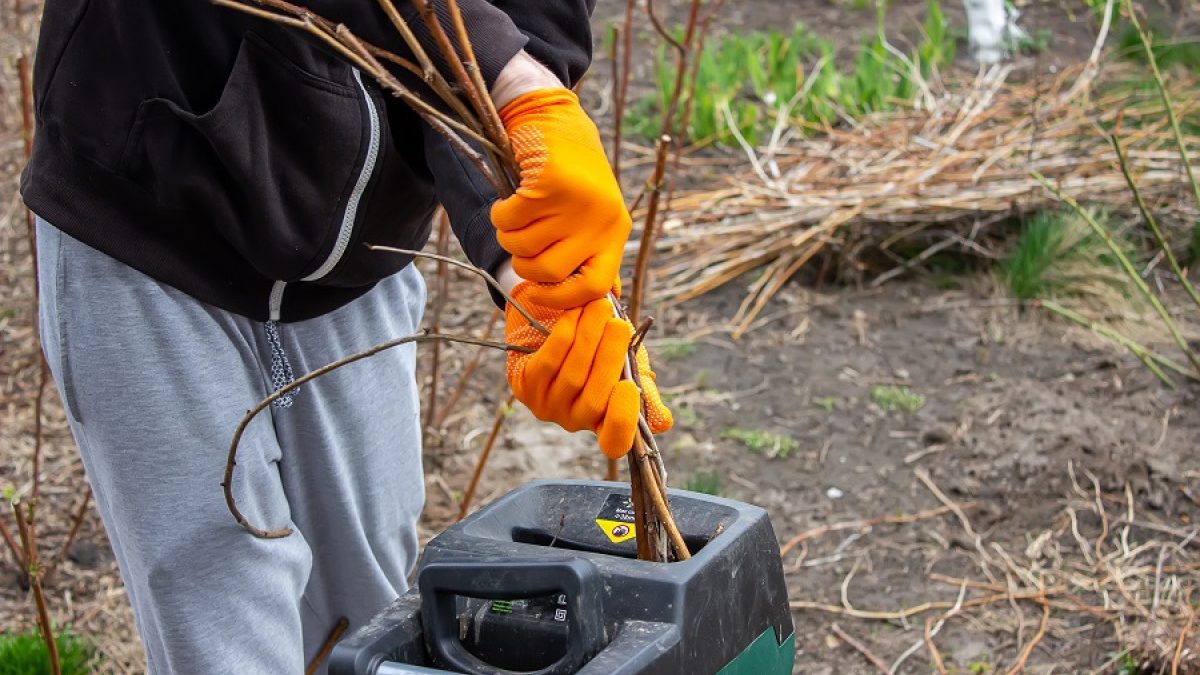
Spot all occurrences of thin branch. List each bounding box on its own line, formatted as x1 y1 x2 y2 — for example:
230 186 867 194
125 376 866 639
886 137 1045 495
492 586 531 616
1033 171 1200 375
432 309 502 429
629 135 673 322
444 0 511 165
0 519 24 580
13 501 59 675
457 393 513 521
211 0 506 165
830 623 891 674
223 332 531 538
43 488 92 583
779 503 968 555
609 24 624 180
1004 592 1050 675
367 245 548 335
305 617 349 675
422 213 452 438
1110 134 1200 312
375 0 478 125
667 0 725 207
627 451 652 560
613 0 637 182
1038 300 1192 387
1125 0 1200 209
409 0 508 161
645 0 685 53
1173 590 1196 675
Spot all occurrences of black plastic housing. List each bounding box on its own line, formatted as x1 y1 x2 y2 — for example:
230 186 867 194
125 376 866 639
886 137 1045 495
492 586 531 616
328 480 793 675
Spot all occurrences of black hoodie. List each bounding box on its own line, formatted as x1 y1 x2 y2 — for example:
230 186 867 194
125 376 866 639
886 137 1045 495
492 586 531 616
20 0 594 321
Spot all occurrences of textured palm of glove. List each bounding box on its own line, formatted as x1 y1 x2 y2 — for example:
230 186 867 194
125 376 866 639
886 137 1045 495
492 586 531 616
491 89 631 309
506 282 673 459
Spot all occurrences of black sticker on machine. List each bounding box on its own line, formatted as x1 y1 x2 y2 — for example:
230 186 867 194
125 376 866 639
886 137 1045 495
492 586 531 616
594 493 637 544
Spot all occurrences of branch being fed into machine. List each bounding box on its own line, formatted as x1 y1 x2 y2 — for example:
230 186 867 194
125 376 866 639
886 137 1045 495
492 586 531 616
215 0 690 561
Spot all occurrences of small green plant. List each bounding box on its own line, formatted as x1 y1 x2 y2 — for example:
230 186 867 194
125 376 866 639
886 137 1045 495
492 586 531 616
675 406 701 427
629 0 954 147
869 385 925 412
720 427 799 458
0 630 97 675
659 340 698 359
968 659 992 674
813 396 840 412
683 471 722 495
1115 649 1139 675
1014 27 1053 55
1002 208 1133 305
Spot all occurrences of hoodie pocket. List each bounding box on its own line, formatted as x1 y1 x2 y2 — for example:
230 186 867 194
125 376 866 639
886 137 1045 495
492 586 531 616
119 32 368 282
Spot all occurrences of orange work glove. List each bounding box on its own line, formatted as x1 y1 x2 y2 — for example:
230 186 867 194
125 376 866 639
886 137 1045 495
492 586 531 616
491 89 631 309
505 282 673 459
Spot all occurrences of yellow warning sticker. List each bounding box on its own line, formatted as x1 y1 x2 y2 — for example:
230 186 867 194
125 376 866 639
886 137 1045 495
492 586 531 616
595 518 638 544
594 493 638 544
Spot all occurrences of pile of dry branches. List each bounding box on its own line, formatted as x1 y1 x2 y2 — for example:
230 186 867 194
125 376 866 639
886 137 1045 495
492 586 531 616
649 61 1200 334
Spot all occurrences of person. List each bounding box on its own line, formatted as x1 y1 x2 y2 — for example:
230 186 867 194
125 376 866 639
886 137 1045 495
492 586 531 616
20 1 672 672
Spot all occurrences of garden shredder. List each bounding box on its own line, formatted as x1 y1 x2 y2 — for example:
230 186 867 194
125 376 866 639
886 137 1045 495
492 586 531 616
328 480 794 675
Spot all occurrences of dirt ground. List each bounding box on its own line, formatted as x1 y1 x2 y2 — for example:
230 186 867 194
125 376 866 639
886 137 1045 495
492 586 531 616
2 1 1199 674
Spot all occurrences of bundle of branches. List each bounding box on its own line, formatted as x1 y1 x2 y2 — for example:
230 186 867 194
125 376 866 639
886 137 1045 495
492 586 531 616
216 0 690 562
649 60 1200 335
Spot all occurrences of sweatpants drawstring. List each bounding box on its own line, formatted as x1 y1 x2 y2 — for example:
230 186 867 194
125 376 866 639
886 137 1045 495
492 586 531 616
265 320 299 408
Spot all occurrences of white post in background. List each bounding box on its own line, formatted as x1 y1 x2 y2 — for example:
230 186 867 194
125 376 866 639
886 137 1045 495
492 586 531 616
962 0 1029 63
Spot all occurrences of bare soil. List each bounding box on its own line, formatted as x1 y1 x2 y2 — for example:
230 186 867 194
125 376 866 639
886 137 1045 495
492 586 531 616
2 1 1198 674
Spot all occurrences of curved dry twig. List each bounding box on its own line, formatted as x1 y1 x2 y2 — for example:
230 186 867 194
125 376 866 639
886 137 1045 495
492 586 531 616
223 332 532 538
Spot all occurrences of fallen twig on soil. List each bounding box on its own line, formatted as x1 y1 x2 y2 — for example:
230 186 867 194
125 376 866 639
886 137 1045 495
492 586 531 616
791 465 1200 673
830 622 891 674
779 503 968 555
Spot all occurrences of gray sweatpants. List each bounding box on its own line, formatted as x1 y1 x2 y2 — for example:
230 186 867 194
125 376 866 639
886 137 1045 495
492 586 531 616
36 219 428 673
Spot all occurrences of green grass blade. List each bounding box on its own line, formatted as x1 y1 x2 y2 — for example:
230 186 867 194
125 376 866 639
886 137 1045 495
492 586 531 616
1038 300 1181 386
1033 171 1200 375
1124 0 1200 209
1110 133 1200 312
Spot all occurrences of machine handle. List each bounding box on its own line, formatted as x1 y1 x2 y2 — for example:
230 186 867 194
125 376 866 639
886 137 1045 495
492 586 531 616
418 558 606 675
374 663 456 675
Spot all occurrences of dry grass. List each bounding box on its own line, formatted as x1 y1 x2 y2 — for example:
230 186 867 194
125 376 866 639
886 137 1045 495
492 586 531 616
646 60 1200 335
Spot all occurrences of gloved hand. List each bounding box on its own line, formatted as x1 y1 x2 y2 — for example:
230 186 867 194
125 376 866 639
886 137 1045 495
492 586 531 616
491 89 631 310
505 282 672 459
